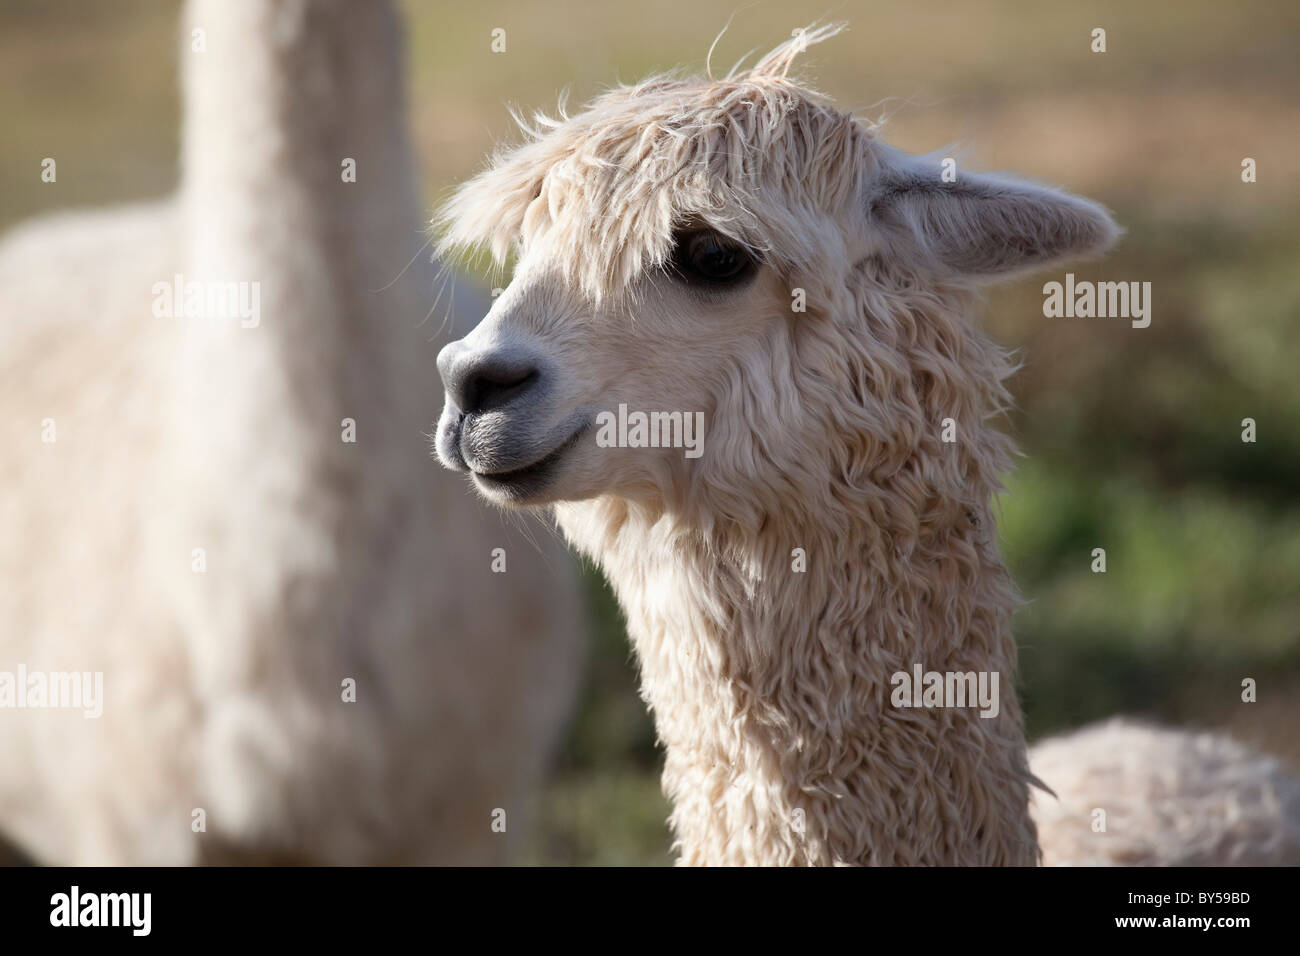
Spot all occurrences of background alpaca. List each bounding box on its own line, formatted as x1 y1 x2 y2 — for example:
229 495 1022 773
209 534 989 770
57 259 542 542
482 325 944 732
1031 720 1300 865
0 0 582 864
432 27 1300 865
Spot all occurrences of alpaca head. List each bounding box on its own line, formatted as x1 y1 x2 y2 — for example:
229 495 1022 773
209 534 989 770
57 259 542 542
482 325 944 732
434 26 1118 525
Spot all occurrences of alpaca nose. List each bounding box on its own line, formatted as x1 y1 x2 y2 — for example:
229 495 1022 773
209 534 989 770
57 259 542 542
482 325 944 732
437 342 542 415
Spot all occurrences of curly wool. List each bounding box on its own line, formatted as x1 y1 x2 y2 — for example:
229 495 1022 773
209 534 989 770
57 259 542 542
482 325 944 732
437 23 869 311
551 249 1038 865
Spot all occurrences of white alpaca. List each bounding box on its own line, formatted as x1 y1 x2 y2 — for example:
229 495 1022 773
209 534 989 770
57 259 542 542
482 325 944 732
0 0 583 865
1031 720 1300 865
430 26 1300 865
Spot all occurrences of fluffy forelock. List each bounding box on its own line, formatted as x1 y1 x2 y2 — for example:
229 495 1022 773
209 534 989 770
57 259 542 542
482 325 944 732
435 24 874 306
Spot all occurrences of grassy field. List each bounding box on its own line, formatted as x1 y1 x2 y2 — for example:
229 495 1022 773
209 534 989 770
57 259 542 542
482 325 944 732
3 0 1297 865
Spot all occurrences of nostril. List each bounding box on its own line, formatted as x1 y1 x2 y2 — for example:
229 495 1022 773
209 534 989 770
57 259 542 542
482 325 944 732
465 364 539 414
441 344 544 415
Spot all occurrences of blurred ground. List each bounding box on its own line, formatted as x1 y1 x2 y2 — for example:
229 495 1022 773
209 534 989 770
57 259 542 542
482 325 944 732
2 0 1296 865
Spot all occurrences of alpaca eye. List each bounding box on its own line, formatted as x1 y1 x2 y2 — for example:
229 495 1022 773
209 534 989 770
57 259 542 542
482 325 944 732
670 230 756 286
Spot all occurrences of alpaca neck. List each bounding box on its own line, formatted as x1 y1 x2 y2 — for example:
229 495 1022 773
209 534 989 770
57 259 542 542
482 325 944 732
557 487 1039 865
165 0 442 674
173 0 434 467
179 0 427 344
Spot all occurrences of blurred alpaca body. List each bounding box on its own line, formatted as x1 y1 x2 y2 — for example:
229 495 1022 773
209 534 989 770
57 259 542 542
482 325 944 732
1031 720 1300 865
0 0 583 864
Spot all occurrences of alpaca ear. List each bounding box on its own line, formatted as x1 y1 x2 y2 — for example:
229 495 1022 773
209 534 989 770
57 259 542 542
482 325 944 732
866 151 1120 281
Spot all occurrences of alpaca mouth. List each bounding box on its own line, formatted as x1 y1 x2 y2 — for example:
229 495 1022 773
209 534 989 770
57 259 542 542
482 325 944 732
471 425 587 496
